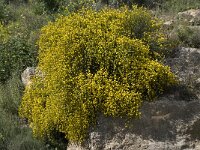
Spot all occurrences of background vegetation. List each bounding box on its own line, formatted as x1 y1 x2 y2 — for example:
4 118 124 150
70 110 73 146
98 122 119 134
0 0 199 149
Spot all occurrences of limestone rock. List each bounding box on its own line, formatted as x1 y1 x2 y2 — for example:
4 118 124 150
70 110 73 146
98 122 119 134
163 20 174 30
67 98 200 150
177 9 200 25
21 67 44 87
166 47 200 98
21 67 36 87
67 143 85 150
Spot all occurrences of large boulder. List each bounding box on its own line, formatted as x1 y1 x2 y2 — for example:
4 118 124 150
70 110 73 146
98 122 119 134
166 47 200 98
67 98 200 150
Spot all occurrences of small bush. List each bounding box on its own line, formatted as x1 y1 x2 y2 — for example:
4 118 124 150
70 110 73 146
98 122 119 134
33 0 94 13
0 0 19 24
0 110 49 150
0 75 49 150
0 75 23 114
177 26 200 48
0 4 50 83
157 0 200 13
128 0 164 8
0 0 7 22
0 31 37 83
19 6 177 142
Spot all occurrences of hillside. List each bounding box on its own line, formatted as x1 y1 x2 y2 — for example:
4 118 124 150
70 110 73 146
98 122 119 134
0 0 199 149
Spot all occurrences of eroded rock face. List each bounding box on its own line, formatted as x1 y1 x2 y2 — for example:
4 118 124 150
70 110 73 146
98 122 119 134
166 47 200 98
67 99 200 150
67 47 200 150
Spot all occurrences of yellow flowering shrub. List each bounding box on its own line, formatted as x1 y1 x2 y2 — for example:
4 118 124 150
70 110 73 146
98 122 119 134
19 6 177 142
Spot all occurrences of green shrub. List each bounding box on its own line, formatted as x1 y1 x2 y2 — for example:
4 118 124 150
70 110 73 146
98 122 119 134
0 75 23 115
32 0 94 13
0 110 49 150
0 75 49 150
0 0 18 24
29 0 61 13
19 6 177 142
177 26 200 48
0 0 7 22
156 0 200 14
124 0 164 8
0 4 50 83
0 32 37 83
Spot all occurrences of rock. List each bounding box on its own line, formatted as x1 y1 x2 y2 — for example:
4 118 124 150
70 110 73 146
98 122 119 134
163 9 200 50
196 78 200 88
186 25 200 30
67 98 200 150
67 143 85 150
21 67 44 87
177 9 200 25
166 47 200 98
21 67 36 87
161 9 200 31
163 20 174 30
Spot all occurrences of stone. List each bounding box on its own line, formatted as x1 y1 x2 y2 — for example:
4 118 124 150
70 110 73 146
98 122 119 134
67 143 85 150
21 67 36 87
163 20 174 30
177 9 200 25
67 98 200 150
166 47 200 98
21 67 44 87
